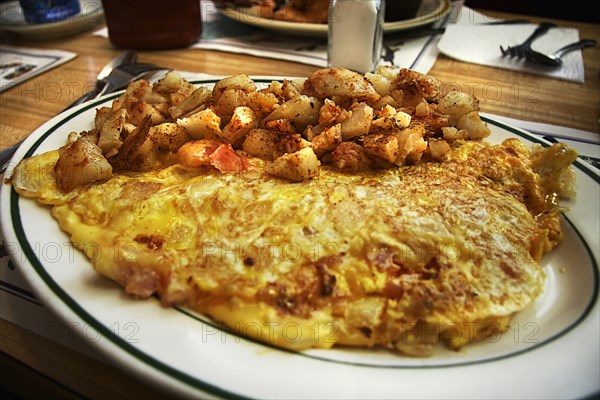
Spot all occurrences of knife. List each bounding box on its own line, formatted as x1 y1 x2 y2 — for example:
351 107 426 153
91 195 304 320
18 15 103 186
66 50 138 109
0 50 138 173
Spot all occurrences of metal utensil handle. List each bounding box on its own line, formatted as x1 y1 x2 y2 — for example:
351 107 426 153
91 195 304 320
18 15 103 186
522 22 557 47
0 141 20 173
553 39 597 58
63 51 139 110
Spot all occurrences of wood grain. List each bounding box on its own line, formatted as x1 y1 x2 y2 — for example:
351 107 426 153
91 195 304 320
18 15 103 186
0 319 172 399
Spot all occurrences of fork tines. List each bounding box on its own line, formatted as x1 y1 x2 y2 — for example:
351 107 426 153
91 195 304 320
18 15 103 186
499 45 526 58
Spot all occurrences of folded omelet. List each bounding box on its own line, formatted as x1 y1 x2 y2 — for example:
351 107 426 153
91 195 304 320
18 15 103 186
11 137 576 356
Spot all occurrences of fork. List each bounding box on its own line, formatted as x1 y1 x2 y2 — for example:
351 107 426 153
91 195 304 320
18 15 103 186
500 22 557 58
95 63 171 97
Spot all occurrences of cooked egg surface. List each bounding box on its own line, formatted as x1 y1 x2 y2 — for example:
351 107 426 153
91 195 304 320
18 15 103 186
12 139 570 356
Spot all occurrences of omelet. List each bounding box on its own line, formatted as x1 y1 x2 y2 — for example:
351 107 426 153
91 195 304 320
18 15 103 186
10 137 577 356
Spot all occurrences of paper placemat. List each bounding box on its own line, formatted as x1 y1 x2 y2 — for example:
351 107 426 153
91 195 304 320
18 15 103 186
0 44 77 92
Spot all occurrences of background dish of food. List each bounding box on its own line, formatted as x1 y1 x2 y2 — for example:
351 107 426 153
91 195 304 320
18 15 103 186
217 0 450 37
0 0 103 40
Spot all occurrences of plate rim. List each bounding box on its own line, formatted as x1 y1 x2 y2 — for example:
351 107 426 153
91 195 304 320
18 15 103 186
1 80 599 399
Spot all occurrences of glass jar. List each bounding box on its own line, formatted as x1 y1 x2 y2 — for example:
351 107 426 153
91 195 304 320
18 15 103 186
101 0 202 50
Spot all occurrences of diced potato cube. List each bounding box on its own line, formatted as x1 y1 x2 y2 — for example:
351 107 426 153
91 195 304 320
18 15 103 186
214 89 248 121
455 111 491 140
277 134 313 156
437 90 480 126
177 108 222 140
340 102 374 140
395 125 427 165
371 105 410 132
218 106 258 145
262 95 322 132
245 91 279 119
242 129 280 160
363 134 399 163
98 108 127 158
155 71 185 92
213 74 256 102
441 126 469 141
149 123 189 153
319 98 348 126
310 124 342 156
169 86 212 119
304 68 380 102
365 72 392 97
281 79 302 99
375 65 400 80
54 140 112 192
415 100 430 117
428 139 451 161
266 147 320 182
123 99 165 126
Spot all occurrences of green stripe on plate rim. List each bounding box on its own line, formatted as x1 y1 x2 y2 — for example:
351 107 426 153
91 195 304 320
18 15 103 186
7 83 599 396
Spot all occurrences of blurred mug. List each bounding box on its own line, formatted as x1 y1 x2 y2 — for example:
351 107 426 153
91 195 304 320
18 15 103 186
19 0 80 24
101 0 202 50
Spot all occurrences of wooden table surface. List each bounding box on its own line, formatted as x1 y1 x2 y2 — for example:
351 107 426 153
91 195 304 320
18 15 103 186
1 11 599 152
1 9 599 399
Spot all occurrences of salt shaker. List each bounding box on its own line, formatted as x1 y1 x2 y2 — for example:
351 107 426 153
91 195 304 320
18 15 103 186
328 0 385 74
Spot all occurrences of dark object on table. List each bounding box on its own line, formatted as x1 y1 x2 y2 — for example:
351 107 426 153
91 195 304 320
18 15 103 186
384 0 423 22
465 0 598 23
214 0 279 6
101 0 202 49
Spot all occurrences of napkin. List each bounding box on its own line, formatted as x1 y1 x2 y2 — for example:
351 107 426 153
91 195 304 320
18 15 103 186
437 24 584 82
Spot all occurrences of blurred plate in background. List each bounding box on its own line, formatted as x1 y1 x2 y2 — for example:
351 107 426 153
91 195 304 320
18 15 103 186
0 0 104 40
218 0 449 37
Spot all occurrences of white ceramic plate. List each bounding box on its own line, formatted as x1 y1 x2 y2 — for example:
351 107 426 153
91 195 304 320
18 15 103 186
0 0 104 40
219 0 450 37
1 79 599 399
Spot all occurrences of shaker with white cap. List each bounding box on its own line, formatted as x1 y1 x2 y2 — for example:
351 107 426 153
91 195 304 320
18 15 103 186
328 0 385 74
